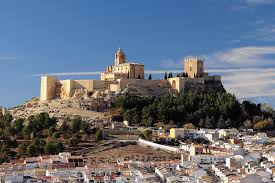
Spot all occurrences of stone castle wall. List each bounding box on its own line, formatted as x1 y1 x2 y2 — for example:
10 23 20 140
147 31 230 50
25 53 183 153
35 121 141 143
40 76 57 101
59 80 106 99
117 79 168 90
40 49 224 101
168 77 224 94
40 75 224 101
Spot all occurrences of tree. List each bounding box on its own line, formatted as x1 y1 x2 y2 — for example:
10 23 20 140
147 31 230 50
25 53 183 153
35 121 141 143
205 116 215 129
95 128 103 141
26 144 36 157
13 118 24 133
3 113 13 127
132 113 141 124
22 125 32 139
183 123 195 129
168 72 173 78
123 109 134 123
143 129 152 141
32 138 46 155
148 74 152 80
71 116 82 133
52 132 61 139
225 118 233 129
217 116 225 129
44 143 58 155
60 120 69 134
80 121 90 134
199 118 204 128
164 72 167 80
56 141 64 152
48 126 56 137
111 114 123 122
16 144 27 157
69 135 79 147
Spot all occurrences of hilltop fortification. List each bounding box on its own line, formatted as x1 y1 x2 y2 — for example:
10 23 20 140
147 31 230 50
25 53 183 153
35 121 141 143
40 49 224 101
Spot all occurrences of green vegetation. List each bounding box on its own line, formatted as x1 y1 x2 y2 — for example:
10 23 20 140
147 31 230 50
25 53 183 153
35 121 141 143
113 91 274 130
141 129 152 141
0 113 102 163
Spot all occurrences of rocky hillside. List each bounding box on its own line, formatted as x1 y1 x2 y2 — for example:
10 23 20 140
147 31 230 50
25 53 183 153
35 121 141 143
10 97 107 122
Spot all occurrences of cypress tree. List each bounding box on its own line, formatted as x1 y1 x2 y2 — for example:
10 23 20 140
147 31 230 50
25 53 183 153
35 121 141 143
164 72 167 80
148 74 152 80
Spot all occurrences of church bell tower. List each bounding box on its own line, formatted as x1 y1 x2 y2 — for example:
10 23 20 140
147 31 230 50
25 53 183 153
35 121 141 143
115 48 126 65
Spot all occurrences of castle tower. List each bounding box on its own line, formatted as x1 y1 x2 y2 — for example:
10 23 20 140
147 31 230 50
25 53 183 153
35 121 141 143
40 76 57 101
184 58 204 78
114 48 126 65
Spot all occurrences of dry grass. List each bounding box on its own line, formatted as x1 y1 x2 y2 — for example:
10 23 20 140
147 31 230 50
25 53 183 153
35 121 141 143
87 144 183 163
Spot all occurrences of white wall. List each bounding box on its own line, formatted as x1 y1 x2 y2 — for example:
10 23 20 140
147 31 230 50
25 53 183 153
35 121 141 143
138 138 179 152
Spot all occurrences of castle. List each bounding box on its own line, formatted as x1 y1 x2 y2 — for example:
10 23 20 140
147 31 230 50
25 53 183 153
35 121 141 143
40 48 224 101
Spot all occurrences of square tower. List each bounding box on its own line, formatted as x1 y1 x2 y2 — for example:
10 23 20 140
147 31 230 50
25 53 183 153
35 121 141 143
40 76 57 101
184 58 204 78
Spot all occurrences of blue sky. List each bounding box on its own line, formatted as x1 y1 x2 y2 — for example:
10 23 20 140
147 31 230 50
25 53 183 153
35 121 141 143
1 0 275 107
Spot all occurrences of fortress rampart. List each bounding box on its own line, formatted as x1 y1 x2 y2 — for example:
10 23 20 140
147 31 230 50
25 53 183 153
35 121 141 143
40 49 223 101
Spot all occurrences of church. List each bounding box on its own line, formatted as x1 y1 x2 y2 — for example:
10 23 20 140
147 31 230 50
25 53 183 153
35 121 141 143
40 48 223 101
101 48 144 81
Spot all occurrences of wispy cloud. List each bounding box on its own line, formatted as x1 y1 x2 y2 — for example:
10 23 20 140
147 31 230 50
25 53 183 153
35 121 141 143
0 56 17 60
231 0 275 11
32 71 101 77
203 46 275 67
160 59 182 69
217 68 275 98
245 24 275 41
202 46 275 101
33 70 185 77
158 46 275 69
248 19 265 25
244 0 275 5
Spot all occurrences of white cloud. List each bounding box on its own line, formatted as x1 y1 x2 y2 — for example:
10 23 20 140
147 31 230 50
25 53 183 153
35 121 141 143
244 0 275 5
204 46 275 99
210 68 275 98
204 46 275 67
